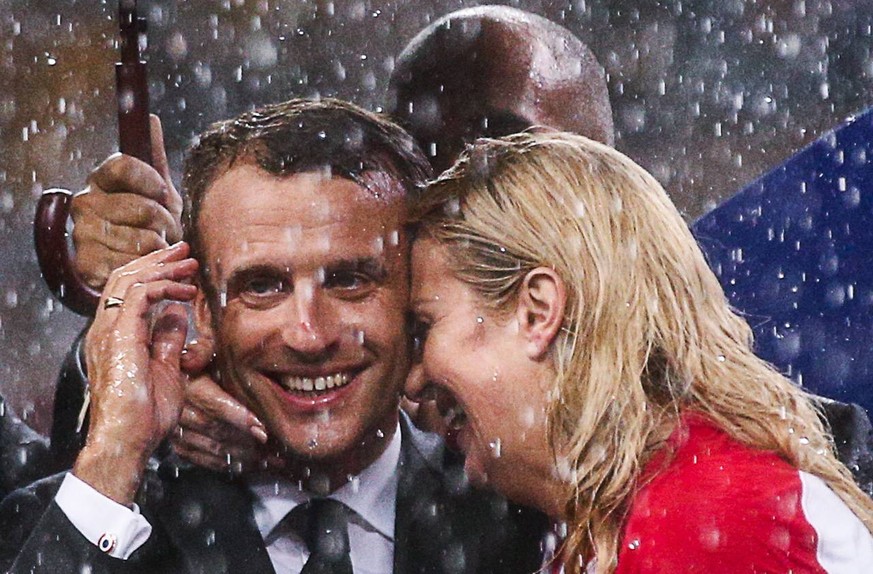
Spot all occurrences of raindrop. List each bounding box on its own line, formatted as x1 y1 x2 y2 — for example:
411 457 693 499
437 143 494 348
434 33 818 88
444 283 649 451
166 32 188 61
444 198 460 216
348 474 360 493
824 283 845 308
841 186 861 209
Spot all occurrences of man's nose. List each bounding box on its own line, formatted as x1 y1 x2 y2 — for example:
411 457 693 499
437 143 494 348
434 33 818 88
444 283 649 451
280 286 338 361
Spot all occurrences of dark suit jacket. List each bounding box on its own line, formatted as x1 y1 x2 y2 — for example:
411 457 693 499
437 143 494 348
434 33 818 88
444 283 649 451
0 395 56 501
0 415 548 574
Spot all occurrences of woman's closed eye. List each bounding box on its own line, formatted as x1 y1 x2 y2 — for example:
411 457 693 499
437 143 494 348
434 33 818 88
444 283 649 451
409 316 431 361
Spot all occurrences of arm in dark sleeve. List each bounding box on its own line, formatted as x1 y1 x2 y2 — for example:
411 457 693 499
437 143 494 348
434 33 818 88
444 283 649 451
0 396 52 500
49 328 90 470
816 397 873 497
0 474 136 574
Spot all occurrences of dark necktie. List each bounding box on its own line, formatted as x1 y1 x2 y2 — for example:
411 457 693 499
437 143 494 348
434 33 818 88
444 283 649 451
288 498 354 574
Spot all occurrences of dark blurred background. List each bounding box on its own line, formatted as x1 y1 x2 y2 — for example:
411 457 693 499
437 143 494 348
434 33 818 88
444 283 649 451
1 0 871 434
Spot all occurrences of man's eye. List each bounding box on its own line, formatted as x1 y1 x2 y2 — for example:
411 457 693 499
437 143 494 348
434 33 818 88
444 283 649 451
244 277 286 296
324 271 369 291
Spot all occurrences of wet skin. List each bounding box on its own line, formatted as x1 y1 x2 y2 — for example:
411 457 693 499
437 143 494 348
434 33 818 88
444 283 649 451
194 164 411 484
407 238 560 512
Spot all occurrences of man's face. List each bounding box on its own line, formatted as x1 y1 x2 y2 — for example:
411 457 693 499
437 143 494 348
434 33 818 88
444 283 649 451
195 163 410 468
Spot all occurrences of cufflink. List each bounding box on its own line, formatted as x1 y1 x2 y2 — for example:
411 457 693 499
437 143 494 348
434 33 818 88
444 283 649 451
97 532 117 554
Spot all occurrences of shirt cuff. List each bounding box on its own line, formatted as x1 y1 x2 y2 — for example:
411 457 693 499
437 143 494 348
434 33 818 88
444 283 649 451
55 472 153 559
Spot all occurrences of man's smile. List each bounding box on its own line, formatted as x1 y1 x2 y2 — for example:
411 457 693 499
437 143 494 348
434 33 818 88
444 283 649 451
274 371 356 393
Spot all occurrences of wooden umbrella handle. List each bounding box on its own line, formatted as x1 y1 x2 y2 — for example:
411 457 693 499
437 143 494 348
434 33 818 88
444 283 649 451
33 189 101 316
33 1 152 317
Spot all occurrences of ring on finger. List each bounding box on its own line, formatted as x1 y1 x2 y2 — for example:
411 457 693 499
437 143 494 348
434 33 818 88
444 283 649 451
103 296 125 309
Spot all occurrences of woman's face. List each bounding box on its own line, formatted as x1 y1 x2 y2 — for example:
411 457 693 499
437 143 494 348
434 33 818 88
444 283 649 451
407 238 557 508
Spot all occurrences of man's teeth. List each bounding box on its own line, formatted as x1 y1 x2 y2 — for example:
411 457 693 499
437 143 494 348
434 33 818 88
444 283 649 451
281 373 351 392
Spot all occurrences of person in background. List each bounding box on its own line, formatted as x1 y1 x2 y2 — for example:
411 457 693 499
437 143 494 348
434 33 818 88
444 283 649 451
405 131 873 573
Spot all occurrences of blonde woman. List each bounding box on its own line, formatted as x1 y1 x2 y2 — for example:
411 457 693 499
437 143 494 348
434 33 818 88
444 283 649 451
405 132 873 573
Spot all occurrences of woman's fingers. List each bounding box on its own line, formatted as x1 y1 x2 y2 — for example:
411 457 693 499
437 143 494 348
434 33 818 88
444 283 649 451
169 439 230 473
185 375 267 441
170 425 264 473
180 336 215 375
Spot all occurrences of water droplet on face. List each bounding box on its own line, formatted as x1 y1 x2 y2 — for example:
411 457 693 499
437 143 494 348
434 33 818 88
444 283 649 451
376 428 384 438
476 316 484 324
489 438 502 458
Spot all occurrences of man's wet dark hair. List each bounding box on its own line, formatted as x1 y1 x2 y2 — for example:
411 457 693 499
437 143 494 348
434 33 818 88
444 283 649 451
182 98 432 268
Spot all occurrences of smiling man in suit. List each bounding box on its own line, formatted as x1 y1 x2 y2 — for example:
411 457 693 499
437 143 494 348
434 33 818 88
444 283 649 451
0 98 546 574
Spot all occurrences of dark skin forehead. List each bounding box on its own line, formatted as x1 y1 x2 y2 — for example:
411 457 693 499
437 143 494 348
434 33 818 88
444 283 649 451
387 9 614 172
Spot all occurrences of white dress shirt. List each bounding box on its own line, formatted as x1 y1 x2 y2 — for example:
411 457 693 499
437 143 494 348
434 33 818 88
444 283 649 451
249 424 400 574
55 422 402 573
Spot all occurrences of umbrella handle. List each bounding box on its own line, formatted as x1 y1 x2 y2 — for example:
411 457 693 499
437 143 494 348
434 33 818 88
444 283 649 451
33 189 101 316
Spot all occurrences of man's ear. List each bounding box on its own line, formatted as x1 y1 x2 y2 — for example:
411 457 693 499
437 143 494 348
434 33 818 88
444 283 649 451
181 288 216 374
516 267 567 361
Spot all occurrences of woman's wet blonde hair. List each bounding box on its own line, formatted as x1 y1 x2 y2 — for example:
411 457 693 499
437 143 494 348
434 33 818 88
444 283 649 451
409 132 873 573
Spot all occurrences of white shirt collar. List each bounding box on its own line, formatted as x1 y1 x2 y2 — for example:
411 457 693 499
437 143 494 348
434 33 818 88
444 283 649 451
248 422 401 542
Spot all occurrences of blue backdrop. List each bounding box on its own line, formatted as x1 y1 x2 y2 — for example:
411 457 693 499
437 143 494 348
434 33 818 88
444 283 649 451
694 107 873 414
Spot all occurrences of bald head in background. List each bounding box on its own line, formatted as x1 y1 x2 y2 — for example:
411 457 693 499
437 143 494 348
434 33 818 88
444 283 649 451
387 5 614 173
